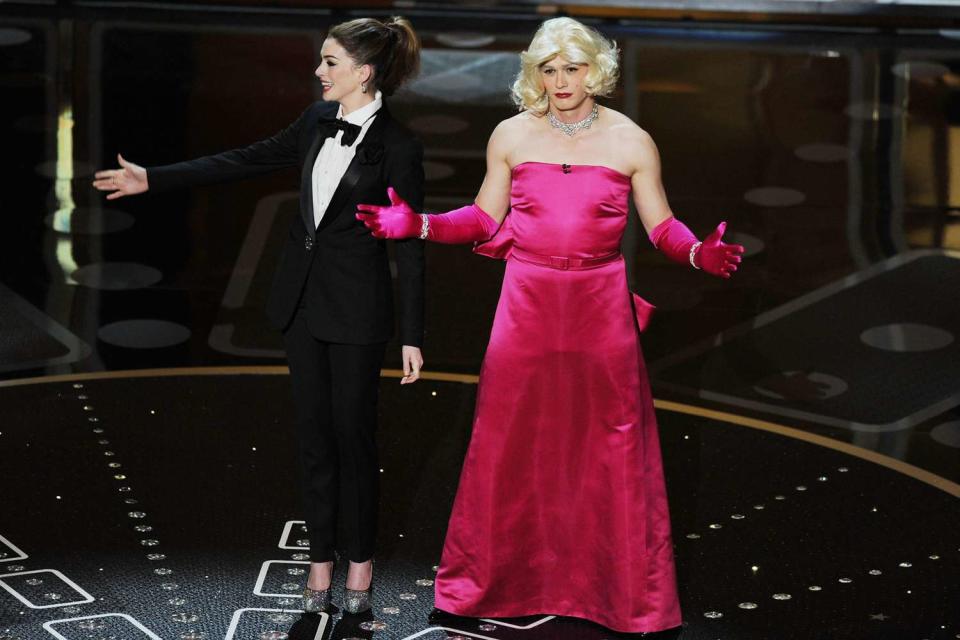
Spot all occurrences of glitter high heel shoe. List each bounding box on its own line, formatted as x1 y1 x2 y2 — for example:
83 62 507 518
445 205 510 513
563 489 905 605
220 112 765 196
343 583 373 614
343 560 374 614
301 584 332 613
301 562 334 614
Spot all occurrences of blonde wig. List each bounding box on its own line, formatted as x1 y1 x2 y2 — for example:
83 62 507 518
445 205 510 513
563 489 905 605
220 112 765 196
511 17 620 115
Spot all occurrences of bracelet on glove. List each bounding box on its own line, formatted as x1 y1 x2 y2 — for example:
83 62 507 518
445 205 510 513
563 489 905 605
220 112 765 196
418 214 430 240
689 241 702 269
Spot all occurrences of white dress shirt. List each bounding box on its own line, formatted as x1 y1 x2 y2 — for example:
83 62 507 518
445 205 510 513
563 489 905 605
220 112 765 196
311 91 383 229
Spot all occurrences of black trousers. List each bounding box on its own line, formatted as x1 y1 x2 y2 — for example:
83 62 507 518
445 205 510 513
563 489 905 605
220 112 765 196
283 309 386 563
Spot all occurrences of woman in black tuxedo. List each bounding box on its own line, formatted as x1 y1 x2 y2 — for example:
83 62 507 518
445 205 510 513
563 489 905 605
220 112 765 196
93 17 424 614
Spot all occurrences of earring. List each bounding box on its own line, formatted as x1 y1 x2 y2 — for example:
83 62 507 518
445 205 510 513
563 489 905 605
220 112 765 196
361 82 367 94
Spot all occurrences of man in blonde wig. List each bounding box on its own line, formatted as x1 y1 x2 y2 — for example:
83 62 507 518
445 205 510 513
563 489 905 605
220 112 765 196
512 17 620 115
357 16 744 633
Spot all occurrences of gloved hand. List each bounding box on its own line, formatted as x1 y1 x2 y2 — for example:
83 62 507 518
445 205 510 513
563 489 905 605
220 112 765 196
649 217 744 278
697 222 744 277
355 187 421 239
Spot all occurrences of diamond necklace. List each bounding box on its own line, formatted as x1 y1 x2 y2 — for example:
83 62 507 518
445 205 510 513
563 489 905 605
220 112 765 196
547 103 599 137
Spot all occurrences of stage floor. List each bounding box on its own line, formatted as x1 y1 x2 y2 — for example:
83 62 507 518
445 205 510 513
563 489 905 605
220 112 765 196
0 372 957 639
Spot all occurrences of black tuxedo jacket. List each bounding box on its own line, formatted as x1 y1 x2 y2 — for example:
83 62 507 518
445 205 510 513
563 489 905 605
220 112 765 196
147 100 425 347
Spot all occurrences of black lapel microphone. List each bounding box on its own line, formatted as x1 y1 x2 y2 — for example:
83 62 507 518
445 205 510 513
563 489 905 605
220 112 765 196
561 163 571 174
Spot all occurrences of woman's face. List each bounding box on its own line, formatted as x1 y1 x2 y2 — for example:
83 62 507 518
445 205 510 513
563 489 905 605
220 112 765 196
539 55 590 112
315 38 369 104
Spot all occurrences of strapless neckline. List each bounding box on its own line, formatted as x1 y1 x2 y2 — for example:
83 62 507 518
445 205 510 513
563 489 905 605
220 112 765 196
511 161 631 181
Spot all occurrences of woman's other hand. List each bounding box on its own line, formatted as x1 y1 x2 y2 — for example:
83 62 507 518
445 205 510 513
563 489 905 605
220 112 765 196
400 345 423 384
92 153 148 200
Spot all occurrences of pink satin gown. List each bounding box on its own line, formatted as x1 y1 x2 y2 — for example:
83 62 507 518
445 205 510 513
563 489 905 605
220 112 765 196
434 162 682 633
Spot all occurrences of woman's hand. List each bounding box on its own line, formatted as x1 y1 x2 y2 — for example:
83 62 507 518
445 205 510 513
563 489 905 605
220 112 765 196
356 187 422 239
92 154 149 200
696 222 744 278
401 345 423 385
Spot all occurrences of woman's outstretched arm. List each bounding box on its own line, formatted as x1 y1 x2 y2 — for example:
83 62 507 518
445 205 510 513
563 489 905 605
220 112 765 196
92 104 315 199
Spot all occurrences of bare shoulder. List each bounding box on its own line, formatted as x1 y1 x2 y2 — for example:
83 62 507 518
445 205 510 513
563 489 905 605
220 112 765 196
491 111 536 140
602 107 653 144
600 109 657 172
630 126 659 164
489 111 538 161
600 106 635 127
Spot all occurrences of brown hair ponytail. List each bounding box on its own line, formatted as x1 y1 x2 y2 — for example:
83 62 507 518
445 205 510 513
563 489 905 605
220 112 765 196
328 16 421 96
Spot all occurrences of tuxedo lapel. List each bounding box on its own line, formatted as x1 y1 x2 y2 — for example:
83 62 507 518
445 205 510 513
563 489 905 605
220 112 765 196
300 114 336 235
316 104 391 233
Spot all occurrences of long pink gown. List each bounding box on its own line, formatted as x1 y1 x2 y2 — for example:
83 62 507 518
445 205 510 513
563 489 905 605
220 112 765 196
434 162 682 633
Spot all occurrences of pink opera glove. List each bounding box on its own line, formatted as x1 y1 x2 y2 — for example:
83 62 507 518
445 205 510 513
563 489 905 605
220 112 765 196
355 187 422 239
648 217 744 278
425 202 499 244
356 187 499 244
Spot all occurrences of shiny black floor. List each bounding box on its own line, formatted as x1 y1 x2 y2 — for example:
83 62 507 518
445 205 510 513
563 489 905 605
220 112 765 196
0 374 957 639
1 3 960 639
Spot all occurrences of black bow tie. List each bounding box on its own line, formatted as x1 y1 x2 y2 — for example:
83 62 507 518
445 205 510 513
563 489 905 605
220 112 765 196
319 117 362 147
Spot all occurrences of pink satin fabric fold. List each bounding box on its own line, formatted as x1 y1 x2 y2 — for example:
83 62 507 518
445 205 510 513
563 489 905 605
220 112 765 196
473 211 516 260
438 162 680 633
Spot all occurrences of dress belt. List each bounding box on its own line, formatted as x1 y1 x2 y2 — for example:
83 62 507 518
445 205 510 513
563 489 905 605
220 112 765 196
510 247 622 271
